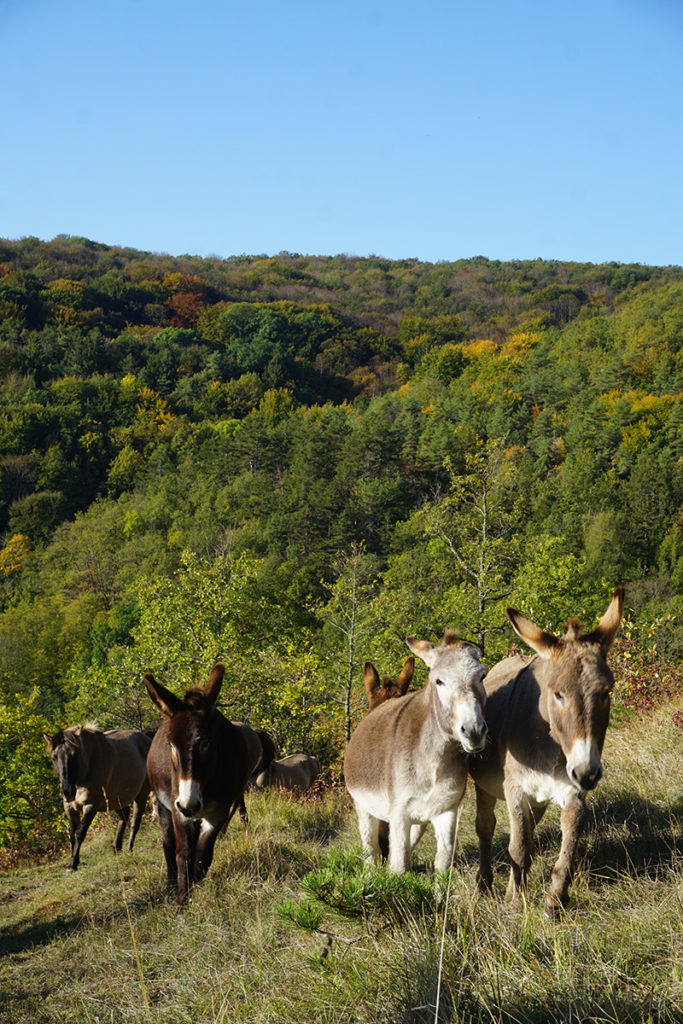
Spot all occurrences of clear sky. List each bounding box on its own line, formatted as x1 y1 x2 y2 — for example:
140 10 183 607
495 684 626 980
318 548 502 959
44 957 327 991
2 0 682 266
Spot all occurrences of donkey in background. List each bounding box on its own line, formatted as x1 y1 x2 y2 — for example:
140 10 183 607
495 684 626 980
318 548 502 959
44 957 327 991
345 630 487 873
145 664 262 905
470 588 624 917
46 726 152 870
253 752 321 795
363 656 414 711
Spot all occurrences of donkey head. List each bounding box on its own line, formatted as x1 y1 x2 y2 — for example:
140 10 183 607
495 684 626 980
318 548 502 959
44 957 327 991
363 657 414 711
45 728 82 802
144 664 224 820
506 587 624 792
407 630 488 752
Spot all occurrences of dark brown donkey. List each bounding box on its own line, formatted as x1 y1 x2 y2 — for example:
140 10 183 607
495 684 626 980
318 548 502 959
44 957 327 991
362 656 415 857
46 726 152 870
470 588 624 917
363 656 415 711
145 664 262 905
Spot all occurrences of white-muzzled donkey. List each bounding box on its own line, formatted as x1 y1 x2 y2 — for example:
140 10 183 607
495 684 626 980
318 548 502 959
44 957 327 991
344 630 487 873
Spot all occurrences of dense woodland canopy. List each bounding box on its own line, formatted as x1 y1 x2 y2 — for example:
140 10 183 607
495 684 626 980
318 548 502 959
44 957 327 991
0 235 681 852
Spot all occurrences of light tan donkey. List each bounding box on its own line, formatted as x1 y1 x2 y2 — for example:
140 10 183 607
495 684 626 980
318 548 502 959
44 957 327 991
345 631 487 873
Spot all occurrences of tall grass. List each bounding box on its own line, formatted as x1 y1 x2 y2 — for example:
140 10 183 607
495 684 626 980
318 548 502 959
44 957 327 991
1 700 682 1024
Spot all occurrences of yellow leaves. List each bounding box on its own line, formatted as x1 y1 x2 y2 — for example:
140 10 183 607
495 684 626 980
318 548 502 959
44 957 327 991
501 331 541 363
135 386 173 433
0 533 31 575
462 338 497 361
621 420 654 455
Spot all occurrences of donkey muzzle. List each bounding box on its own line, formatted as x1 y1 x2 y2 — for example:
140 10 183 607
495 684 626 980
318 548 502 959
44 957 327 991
567 738 603 792
460 719 488 753
175 778 203 819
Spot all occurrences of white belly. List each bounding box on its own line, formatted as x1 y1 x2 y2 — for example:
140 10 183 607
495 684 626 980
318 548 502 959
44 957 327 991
516 766 574 808
349 773 466 825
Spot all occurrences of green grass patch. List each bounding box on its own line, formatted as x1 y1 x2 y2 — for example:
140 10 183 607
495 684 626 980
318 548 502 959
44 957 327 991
1 699 682 1023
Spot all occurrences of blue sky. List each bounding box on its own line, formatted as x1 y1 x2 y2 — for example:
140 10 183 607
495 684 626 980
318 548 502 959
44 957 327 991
2 0 682 265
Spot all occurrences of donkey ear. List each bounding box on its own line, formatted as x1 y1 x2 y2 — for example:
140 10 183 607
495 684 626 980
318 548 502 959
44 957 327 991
144 673 183 717
585 586 624 655
506 609 559 658
406 637 437 667
203 663 225 709
363 661 382 701
396 656 414 695
44 732 55 753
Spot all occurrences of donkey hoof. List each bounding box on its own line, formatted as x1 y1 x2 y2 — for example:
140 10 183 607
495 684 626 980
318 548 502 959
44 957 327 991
543 895 566 920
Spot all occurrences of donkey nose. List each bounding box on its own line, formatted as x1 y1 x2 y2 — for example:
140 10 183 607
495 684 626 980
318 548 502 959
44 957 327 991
175 796 202 818
571 763 602 791
461 720 488 751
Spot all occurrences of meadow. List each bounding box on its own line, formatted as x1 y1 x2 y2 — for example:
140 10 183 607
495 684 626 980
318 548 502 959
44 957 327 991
1 699 681 1024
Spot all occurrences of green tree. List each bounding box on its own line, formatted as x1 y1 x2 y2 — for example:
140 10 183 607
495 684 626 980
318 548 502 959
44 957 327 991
317 543 380 742
422 438 522 658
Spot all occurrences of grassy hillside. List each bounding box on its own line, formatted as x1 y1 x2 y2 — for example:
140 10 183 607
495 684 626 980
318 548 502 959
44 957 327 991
2 698 681 1024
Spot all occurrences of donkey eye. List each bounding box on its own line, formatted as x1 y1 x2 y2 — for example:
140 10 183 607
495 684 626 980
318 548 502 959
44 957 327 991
554 691 565 705
199 739 211 755
435 678 445 687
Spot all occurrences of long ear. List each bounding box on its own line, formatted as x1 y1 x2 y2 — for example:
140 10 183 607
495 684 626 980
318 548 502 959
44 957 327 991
585 586 624 655
406 637 437 667
363 662 381 703
395 656 414 696
144 673 183 717
506 609 559 658
203 663 225 709
44 732 56 753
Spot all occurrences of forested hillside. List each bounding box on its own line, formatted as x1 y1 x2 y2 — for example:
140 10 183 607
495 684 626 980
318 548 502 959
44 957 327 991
1 235 681 854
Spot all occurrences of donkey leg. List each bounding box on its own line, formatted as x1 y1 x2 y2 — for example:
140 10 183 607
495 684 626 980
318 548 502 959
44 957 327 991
475 785 497 893
432 810 458 873
64 804 80 866
504 784 535 904
193 821 221 885
113 807 130 852
69 804 98 870
388 815 412 873
173 817 198 906
238 796 248 825
126 798 145 854
126 780 150 853
410 822 427 851
155 802 178 894
544 794 586 919
355 804 381 864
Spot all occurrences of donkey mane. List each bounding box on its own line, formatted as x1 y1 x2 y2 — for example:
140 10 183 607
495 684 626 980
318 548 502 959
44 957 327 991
562 618 585 641
182 689 213 712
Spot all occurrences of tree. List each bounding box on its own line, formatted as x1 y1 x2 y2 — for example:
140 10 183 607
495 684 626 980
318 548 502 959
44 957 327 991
317 543 380 743
422 438 523 658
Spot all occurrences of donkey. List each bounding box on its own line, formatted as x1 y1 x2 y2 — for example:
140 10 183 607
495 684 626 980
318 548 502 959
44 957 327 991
254 752 321 795
344 630 487 873
363 656 414 711
470 588 624 917
362 655 415 858
144 664 262 905
46 726 152 870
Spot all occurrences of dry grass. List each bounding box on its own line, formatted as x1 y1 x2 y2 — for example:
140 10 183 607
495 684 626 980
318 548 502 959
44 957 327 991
1 699 682 1024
